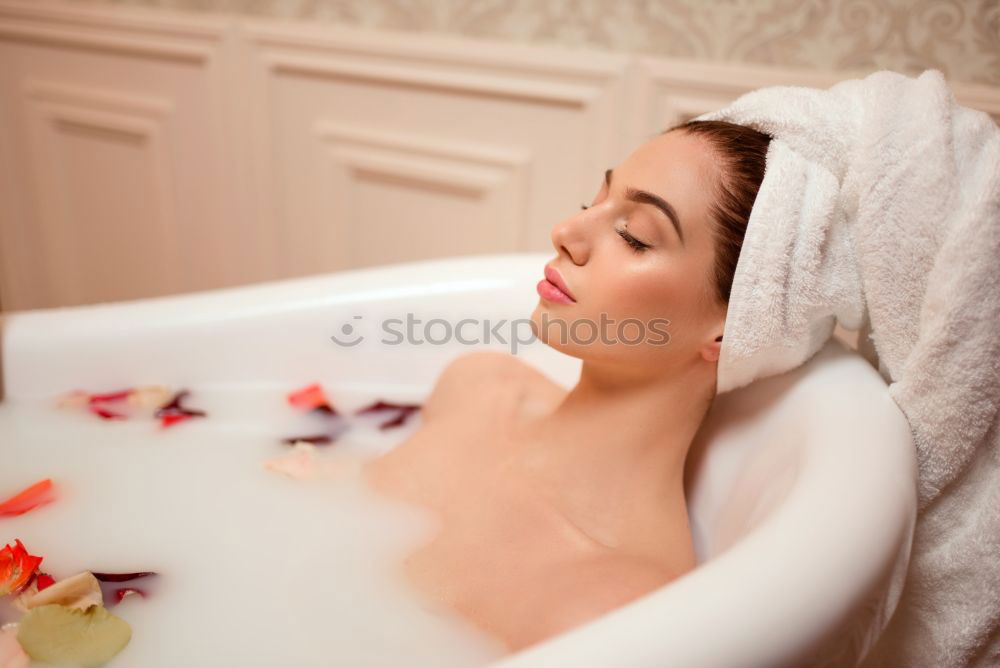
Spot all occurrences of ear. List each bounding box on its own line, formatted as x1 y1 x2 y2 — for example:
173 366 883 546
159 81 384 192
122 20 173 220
702 334 723 363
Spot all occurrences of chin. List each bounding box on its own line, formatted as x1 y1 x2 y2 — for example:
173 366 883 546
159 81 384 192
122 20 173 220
529 304 616 361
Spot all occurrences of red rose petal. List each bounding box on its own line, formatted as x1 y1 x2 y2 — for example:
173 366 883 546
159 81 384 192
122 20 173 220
288 383 337 415
160 413 193 428
88 389 133 404
0 479 56 517
90 572 157 607
113 587 145 604
0 539 44 597
89 405 128 420
35 572 55 591
154 390 207 427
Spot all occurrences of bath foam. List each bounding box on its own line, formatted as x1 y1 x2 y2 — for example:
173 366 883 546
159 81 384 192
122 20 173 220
0 390 509 667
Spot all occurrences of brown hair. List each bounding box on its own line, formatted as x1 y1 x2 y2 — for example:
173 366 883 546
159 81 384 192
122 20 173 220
662 120 772 305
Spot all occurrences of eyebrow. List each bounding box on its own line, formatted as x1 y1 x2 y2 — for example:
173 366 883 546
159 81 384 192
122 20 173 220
605 168 685 245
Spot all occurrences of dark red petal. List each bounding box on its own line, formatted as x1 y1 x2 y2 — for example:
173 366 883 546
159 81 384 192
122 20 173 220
35 572 55 590
158 407 207 418
378 406 420 430
155 390 189 414
281 434 333 445
154 390 207 422
92 571 157 582
355 399 416 415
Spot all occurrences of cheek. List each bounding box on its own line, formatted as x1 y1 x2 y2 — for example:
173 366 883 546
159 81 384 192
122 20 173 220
605 265 705 340
607 265 681 314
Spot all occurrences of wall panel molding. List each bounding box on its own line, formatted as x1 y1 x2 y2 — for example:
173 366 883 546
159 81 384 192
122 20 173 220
23 78 180 304
313 122 532 268
0 0 250 309
263 52 597 108
0 0 998 308
239 11 632 276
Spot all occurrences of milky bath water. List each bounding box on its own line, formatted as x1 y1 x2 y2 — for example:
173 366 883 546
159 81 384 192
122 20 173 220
0 387 511 666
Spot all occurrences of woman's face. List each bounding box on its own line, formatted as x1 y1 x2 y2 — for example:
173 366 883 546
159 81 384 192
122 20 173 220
531 130 727 373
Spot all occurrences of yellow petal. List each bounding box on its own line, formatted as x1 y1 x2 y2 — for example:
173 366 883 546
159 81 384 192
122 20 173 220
127 385 173 409
23 572 103 612
17 604 131 666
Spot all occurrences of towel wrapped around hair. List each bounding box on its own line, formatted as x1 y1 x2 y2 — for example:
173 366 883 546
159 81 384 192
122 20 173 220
693 69 1000 667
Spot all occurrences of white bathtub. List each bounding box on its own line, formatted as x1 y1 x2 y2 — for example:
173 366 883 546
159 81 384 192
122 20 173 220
0 252 917 667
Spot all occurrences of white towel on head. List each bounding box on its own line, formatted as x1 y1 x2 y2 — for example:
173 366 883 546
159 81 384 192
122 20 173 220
693 69 1000 666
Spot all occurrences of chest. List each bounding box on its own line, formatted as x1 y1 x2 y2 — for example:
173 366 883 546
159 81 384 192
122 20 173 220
361 407 606 641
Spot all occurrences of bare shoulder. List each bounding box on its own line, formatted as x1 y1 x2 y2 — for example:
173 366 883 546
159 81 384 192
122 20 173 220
421 351 528 421
422 351 568 424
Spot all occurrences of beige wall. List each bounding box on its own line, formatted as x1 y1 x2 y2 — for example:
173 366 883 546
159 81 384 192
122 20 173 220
2 0 998 310
68 0 1000 87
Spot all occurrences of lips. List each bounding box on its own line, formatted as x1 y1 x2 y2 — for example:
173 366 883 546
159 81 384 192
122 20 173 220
543 265 576 302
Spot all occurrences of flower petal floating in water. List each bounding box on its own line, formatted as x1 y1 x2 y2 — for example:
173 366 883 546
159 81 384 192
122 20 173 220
154 390 207 428
59 387 139 420
64 388 133 420
91 572 157 607
159 413 195 428
263 441 320 480
354 400 421 429
280 434 333 446
263 442 370 482
88 389 132 405
88 405 128 420
90 571 157 583
17 603 131 666
112 588 145 605
23 572 102 612
287 383 338 415
278 417 350 446
0 540 43 598
0 479 55 517
127 385 173 410
282 384 350 444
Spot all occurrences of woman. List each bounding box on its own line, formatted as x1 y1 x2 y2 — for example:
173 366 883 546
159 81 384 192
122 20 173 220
360 119 772 653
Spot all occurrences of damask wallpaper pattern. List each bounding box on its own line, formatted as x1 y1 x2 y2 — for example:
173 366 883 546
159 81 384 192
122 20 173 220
65 0 1000 87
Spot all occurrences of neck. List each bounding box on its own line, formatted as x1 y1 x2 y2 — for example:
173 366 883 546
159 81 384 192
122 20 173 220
512 355 716 553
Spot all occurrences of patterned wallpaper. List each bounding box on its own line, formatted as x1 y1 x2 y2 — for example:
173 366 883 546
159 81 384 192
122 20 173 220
62 0 1000 86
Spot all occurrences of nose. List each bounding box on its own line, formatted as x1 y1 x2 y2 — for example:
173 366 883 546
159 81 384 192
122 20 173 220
550 207 591 265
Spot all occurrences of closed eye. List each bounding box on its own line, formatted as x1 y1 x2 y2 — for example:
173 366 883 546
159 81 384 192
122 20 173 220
616 227 650 252
580 203 651 253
